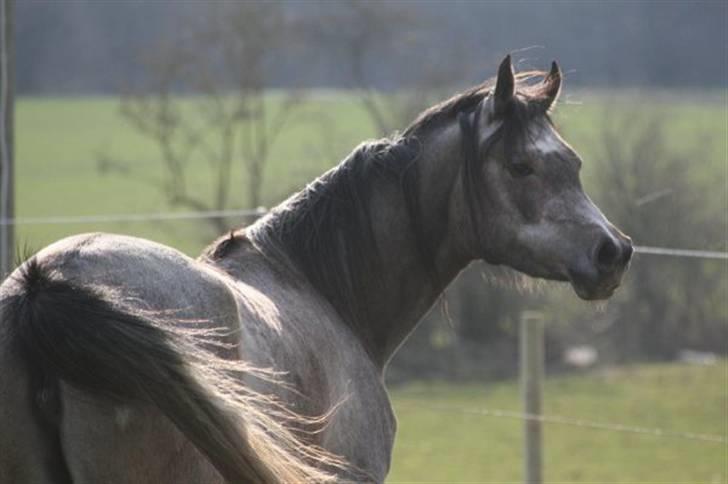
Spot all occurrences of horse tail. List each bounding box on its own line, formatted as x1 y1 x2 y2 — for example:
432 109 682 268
2 258 344 483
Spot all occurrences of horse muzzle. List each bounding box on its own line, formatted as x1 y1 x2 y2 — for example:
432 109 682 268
568 233 633 300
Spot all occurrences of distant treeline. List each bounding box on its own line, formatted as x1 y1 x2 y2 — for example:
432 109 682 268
17 0 726 94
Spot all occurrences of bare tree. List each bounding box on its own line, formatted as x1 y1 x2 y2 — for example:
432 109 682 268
567 111 726 360
307 0 463 137
110 3 301 232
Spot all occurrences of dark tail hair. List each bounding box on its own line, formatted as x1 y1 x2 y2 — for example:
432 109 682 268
3 259 344 483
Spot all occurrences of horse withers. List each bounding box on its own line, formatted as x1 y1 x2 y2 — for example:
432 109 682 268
0 56 631 483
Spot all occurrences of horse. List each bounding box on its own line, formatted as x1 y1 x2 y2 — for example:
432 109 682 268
0 56 632 483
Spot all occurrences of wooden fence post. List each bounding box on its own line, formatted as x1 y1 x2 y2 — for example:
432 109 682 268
520 311 544 484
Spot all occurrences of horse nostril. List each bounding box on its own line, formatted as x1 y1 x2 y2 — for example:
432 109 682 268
595 237 620 272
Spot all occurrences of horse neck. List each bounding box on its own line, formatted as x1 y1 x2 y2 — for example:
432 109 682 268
364 127 474 365
251 124 472 369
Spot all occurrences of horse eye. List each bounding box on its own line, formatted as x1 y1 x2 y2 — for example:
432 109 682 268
508 162 534 178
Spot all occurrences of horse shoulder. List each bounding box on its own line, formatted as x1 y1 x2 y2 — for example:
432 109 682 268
229 260 397 481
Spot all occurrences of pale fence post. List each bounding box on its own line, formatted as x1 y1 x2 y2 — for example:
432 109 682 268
520 311 544 484
0 0 15 279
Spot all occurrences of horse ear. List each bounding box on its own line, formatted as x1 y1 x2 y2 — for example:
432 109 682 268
540 60 562 111
493 55 515 114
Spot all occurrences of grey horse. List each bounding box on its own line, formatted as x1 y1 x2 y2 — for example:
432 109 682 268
0 56 631 483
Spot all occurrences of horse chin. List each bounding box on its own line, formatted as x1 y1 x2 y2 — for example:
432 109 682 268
567 269 621 301
496 256 619 300
570 281 617 301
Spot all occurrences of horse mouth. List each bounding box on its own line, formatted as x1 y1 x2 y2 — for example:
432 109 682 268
568 269 622 301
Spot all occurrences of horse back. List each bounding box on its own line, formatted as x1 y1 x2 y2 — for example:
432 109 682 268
31 233 240 320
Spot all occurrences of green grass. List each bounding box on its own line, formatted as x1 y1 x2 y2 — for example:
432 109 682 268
388 361 727 482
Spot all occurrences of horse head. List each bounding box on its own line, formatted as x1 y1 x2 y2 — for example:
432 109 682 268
462 56 632 300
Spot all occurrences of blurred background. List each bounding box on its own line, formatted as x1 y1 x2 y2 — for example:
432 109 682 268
5 0 728 481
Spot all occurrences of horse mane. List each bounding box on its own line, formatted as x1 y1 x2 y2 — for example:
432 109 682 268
249 137 424 340
405 70 555 137
403 82 491 136
245 71 554 344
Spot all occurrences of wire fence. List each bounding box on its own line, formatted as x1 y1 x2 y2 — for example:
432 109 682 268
0 207 266 226
1 207 726 260
1 205 726 456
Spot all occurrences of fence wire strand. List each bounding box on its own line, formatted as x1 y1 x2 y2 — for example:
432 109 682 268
634 245 728 260
395 401 728 444
2 208 726 261
0 207 266 225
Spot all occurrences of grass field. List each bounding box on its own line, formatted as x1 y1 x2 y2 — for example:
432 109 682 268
389 361 727 483
13 91 728 481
